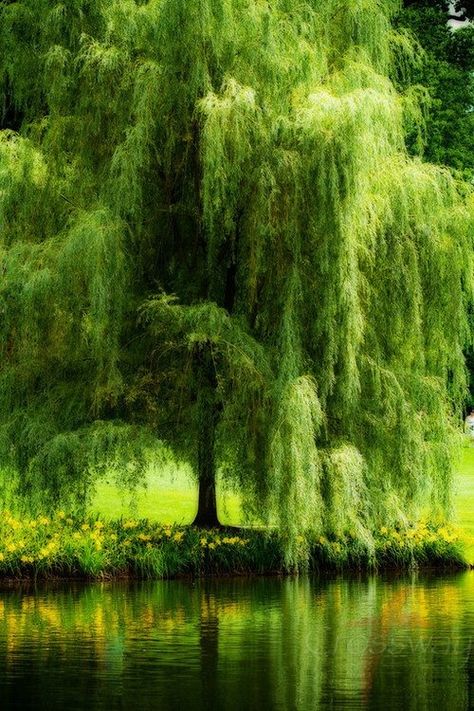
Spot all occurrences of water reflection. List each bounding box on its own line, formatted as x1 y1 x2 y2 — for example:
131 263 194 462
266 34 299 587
0 573 473 710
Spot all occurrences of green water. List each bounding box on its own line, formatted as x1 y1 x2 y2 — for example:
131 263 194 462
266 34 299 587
0 572 473 710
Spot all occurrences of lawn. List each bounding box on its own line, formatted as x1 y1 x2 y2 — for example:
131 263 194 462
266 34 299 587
90 465 243 526
454 445 474 564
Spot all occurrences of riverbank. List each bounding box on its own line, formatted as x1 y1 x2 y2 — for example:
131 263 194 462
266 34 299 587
0 513 468 580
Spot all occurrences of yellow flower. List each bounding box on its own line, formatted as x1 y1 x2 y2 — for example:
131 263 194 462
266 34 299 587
123 520 137 530
438 527 455 543
38 516 50 525
138 534 151 542
0 553 4 562
173 532 184 542
94 520 104 529
208 542 216 550
57 511 66 520
200 538 207 547
81 523 90 531
380 526 388 535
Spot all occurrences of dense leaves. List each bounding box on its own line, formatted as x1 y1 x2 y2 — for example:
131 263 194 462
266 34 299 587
397 1 474 178
0 0 473 561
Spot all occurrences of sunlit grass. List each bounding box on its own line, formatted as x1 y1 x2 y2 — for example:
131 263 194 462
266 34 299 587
89 465 243 526
454 445 474 564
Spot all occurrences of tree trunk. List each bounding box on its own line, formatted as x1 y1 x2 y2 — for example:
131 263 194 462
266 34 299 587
192 346 221 528
193 437 219 527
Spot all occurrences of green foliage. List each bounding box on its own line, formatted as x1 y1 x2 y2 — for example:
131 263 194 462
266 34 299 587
0 0 473 563
397 1 474 405
396 2 474 179
0 513 467 580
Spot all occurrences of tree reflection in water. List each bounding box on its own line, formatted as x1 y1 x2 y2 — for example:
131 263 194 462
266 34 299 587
0 573 472 710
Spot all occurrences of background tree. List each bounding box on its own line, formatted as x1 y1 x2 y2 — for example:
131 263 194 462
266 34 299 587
397 1 474 407
396 1 474 179
0 0 473 558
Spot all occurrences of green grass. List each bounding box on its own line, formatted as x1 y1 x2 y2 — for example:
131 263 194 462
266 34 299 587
454 445 474 564
90 465 243 526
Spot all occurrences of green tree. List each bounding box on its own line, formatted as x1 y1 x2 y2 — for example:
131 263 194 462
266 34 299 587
397 1 474 408
397 1 474 179
0 0 473 557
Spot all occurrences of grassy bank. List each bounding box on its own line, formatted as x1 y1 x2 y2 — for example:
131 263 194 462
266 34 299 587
0 512 466 580
0 447 470 579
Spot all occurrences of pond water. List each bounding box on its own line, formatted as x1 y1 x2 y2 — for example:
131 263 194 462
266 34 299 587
0 572 473 710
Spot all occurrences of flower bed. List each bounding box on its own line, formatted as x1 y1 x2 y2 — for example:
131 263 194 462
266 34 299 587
0 512 468 579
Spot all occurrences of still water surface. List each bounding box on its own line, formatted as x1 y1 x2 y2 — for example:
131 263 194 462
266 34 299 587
0 572 473 710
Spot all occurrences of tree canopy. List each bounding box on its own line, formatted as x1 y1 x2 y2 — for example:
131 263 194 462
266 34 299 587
0 0 473 559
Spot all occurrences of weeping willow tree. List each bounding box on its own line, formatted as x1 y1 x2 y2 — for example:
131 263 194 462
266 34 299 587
0 0 473 555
